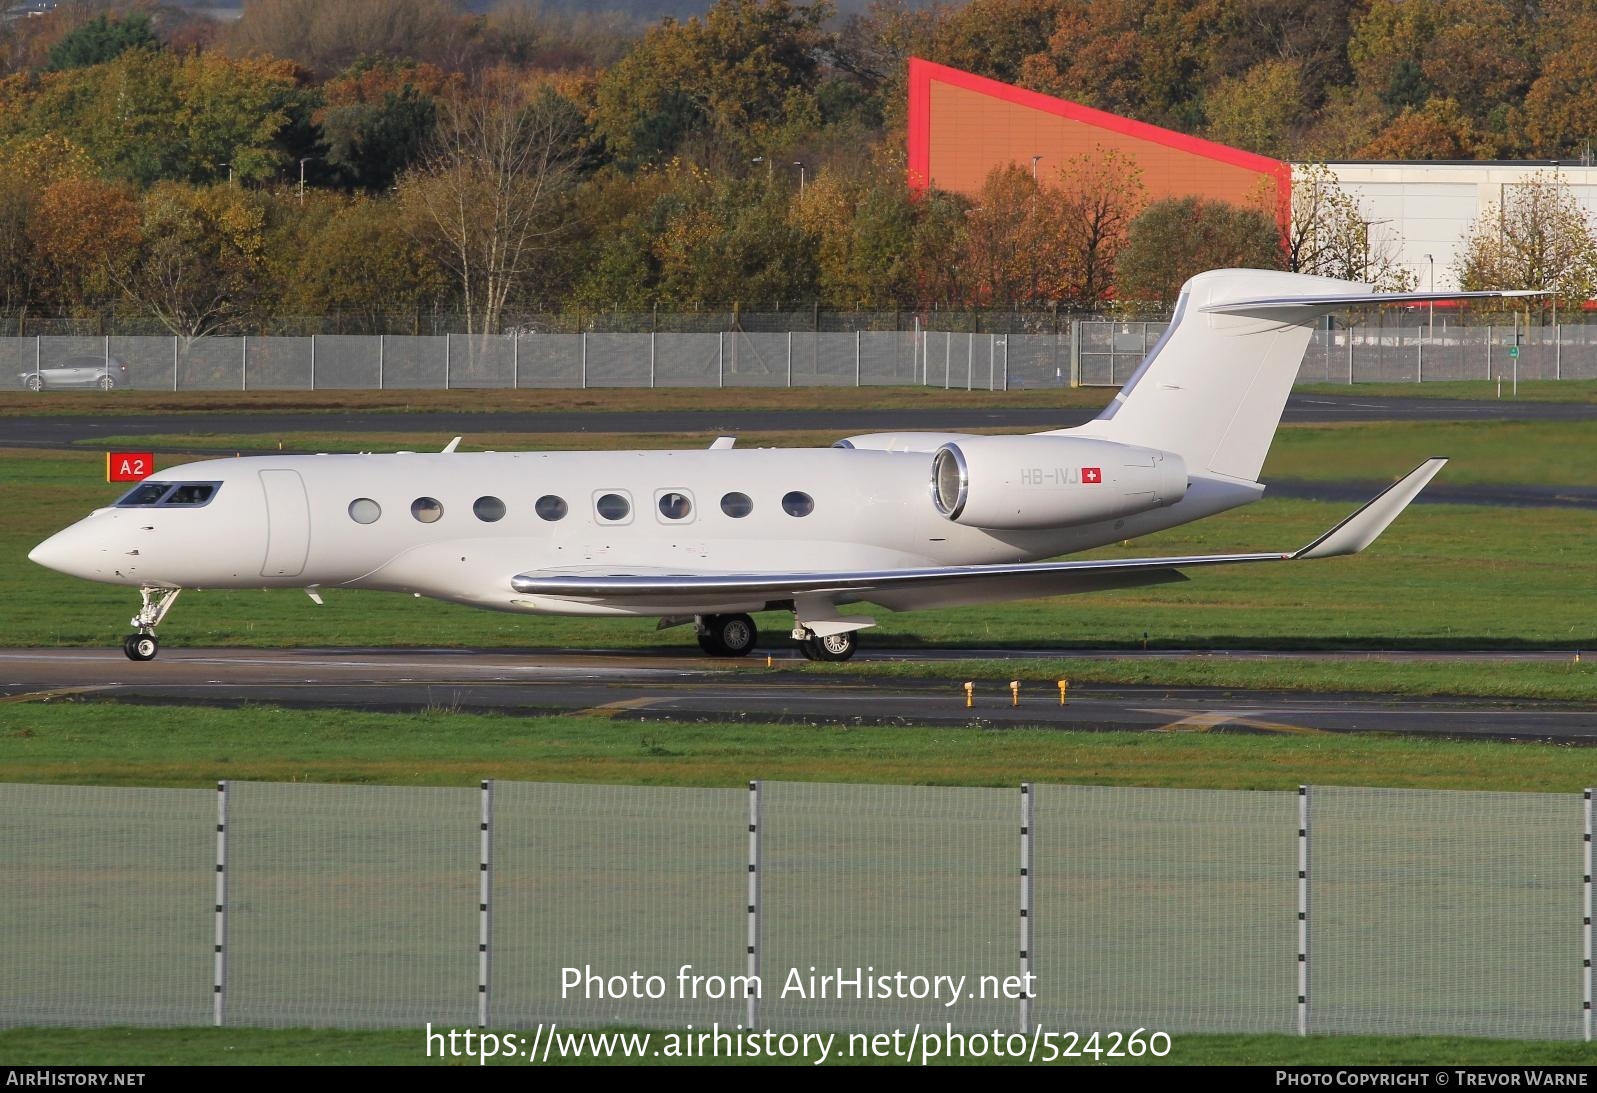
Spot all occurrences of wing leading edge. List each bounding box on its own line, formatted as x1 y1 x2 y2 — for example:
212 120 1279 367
509 459 1446 613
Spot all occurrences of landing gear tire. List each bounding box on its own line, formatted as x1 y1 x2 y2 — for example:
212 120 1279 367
697 613 757 657
803 631 857 662
123 633 159 661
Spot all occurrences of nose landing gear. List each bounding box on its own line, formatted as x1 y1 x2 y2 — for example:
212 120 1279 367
122 587 181 661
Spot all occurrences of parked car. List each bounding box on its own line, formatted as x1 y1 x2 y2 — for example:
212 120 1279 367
18 355 128 391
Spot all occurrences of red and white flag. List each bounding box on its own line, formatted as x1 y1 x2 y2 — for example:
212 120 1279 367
1082 466 1101 484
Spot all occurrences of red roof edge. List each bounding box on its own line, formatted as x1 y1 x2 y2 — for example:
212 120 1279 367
906 56 1290 186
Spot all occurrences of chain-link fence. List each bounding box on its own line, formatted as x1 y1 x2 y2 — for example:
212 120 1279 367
1 779 1591 1040
7 322 1590 393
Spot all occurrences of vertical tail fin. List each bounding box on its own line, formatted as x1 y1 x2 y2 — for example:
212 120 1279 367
1056 269 1364 483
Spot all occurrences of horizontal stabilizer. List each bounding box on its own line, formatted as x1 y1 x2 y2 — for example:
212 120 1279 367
1203 289 1543 315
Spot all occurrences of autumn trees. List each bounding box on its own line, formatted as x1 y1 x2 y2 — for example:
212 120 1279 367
1455 174 1597 308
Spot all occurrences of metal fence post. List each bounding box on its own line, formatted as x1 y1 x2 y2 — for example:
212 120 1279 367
1577 786 1590 1041
512 332 519 390
309 334 315 391
241 335 248 391
480 779 493 1030
747 780 761 1031
1486 324 1492 380
1002 334 1009 391
966 332 973 391
580 331 587 389
1347 327 1353 384
786 331 792 388
446 333 451 390
378 334 384 390
172 337 178 391
650 331 656 389
214 780 228 1028
944 331 951 389
1019 782 1033 1035
718 332 724 388
988 333 995 391
1298 784 1310 1036
1417 325 1423 384
855 329 861 387
1069 322 1079 387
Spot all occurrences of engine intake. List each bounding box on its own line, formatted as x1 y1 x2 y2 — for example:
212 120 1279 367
930 436 1187 530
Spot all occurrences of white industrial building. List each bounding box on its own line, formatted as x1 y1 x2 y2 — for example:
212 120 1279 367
1314 161 1597 290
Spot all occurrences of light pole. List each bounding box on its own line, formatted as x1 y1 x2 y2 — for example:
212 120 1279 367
217 162 232 186
298 157 317 207
1030 154 1042 181
752 156 772 178
1360 218 1392 281
792 160 805 194
1423 253 1434 338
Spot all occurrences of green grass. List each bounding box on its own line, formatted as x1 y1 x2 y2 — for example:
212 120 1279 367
1295 378 1597 403
4 703 1596 790
0 1026 1592 1065
75 416 1597 493
819 656 1597 702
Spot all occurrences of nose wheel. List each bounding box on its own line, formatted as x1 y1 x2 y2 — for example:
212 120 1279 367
122 634 160 661
121 587 182 662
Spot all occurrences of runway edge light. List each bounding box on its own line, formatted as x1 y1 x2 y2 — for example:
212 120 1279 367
107 451 154 483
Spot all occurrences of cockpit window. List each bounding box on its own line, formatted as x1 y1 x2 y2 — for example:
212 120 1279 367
115 481 221 508
164 484 215 505
117 483 172 507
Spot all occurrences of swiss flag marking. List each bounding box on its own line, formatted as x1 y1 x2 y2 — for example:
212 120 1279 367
1082 466 1101 484
107 451 154 483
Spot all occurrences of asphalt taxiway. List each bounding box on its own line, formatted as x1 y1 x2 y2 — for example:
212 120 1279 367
3 393 1594 452
1 647 1590 743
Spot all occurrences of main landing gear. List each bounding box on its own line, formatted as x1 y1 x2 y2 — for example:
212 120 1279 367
122 587 181 661
794 629 857 662
696 613 759 657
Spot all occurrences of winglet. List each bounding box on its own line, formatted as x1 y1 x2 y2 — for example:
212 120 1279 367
1292 458 1447 560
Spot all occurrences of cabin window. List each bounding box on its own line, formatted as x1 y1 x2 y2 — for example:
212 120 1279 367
720 492 753 518
348 498 381 524
595 492 631 522
535 495 567 521
781 491 814 517
410 496 443 523
473 496 506 522
657 491 692 521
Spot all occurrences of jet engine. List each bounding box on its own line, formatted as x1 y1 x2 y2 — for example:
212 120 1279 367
929 436 1188 530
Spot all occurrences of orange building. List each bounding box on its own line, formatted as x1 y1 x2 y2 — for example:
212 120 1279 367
907 57 1290 226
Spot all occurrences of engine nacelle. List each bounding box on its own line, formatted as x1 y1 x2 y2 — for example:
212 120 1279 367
930 435 1188 530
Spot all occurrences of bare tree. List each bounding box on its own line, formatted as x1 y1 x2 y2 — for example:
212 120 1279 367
1455 172 1597 310
399 86 580 337
1289 162 1415 290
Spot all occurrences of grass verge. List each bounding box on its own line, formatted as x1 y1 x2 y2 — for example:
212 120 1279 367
3 703 1595 791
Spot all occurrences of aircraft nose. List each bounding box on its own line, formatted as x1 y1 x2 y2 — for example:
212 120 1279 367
29 524 102 580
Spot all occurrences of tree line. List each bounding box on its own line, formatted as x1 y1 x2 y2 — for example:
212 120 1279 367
1 0 1594 335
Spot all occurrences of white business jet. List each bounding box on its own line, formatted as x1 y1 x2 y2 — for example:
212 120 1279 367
29 269 1530 662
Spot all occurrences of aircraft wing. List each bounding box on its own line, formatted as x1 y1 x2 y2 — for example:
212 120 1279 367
510 459 1445 613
